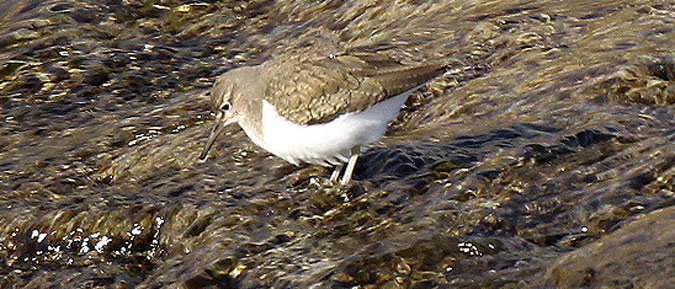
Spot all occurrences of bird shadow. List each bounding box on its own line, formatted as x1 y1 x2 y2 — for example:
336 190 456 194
352 122 565 184
353 143 474 184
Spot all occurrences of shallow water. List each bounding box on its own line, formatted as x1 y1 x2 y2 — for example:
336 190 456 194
0 0 673 288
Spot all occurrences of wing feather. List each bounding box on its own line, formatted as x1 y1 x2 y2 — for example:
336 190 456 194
264 53 446 125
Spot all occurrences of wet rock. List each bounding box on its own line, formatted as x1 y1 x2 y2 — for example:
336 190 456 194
538 207 675 288
0 0 673 288
0 28 40 49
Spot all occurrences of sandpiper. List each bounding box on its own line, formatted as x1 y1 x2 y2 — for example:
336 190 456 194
199 52 447 185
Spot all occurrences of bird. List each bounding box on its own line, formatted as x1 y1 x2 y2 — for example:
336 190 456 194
199 51 447 185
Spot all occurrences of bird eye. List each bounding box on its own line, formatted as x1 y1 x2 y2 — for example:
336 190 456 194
221 102 231 111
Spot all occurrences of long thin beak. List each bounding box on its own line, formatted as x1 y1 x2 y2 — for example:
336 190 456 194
198 113 228 163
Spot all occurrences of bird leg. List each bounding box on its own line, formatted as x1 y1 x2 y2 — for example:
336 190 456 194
329 164 343 183
340 146 360 185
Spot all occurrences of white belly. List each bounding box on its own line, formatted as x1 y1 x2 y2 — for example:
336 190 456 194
248 92 409 166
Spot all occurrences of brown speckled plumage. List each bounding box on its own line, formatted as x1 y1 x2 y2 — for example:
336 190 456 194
262 52 447 125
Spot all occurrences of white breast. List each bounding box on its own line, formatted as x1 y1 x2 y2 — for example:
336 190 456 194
249 92 410 166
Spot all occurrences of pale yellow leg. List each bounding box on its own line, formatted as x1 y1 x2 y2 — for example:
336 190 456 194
329 164 343 183
340 146 360 185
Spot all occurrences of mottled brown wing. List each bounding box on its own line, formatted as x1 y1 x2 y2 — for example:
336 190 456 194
264 53 446 125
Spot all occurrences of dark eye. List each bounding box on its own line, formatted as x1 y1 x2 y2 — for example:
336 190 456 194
221 102 231 111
